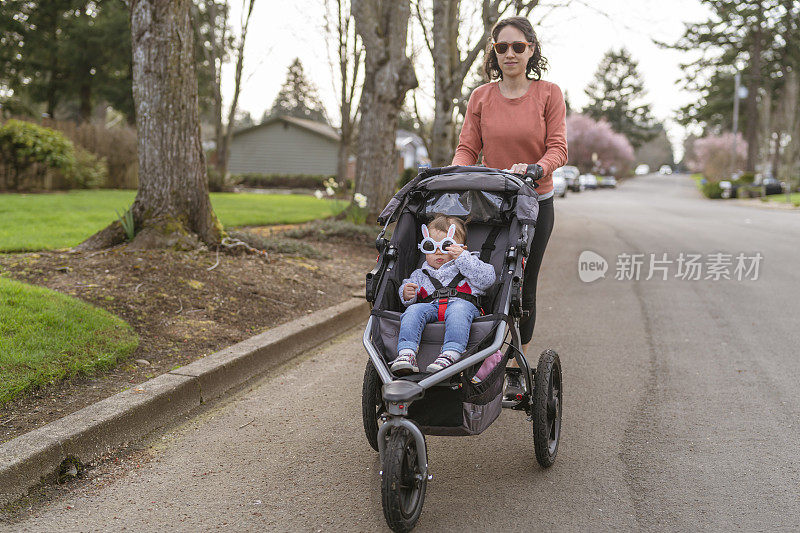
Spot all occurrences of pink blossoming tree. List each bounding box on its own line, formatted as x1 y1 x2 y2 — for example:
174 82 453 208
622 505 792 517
566 114 635 176
688 133 747 181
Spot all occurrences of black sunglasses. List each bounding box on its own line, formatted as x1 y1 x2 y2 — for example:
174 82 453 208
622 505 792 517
492 41 532 54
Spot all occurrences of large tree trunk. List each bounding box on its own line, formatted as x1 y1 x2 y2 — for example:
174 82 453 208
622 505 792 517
352 0 418 219
429 0 460 166
76 0 222 251
78 78 92 123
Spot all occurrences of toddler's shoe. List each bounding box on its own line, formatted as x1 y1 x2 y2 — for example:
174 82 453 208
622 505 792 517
391 353 418 375
426 352 459 373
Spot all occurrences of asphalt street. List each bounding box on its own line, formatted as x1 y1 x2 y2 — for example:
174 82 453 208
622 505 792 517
3 174 799 532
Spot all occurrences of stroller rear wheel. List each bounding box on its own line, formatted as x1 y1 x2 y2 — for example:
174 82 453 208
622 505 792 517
362 360 386 451
381 427 427 532
532 349 562 467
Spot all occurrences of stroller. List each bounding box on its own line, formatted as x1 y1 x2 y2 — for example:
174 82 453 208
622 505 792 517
362 166 563 532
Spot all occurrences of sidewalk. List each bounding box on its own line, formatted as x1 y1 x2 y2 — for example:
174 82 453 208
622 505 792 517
0 298 370 508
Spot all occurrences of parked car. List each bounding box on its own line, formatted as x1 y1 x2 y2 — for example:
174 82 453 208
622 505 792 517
762 177 784 195
580 174 598 189
552 171 567 198
719 180 739 199
560 165 582 192
635 164 650 175
659 165 673 175
599 175 617 188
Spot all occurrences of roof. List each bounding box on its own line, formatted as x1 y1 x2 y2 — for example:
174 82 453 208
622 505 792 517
233 115 340 143
396 129 425 148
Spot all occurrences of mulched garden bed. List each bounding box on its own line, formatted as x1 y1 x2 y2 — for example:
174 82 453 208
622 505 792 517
0 229 376 443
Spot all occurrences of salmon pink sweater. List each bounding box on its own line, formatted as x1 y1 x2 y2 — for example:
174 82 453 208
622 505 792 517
452 80 568 198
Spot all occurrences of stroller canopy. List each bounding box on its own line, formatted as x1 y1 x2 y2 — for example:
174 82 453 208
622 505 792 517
377 166 540 226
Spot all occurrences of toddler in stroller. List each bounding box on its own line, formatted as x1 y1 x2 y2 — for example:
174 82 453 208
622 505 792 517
392 215 496 375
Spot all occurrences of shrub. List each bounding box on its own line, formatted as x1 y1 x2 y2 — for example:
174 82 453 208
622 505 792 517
398 167 417 188
700 181 723 199
49 120 138 189
207 168 242 192
234 173 334 189
0 119 75 190
65 147 108 189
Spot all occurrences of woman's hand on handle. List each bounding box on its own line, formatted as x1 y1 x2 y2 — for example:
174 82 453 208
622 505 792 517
504 163 529 174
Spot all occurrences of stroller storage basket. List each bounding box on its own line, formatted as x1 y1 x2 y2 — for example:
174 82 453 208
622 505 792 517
406 348 510 436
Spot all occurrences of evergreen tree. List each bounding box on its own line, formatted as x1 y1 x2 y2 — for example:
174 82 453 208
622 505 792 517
0 0 133 121
266 58 329 124
582 47 655 148
634 123 675 169
665 0 798 171
0 0 219 123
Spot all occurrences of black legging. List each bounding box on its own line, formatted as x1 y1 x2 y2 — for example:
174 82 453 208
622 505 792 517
519 195 554 345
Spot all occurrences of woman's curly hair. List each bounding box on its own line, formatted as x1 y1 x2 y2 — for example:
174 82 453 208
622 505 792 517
483 16 548 81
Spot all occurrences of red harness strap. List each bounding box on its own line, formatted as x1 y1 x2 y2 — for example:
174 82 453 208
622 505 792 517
437 298 448 321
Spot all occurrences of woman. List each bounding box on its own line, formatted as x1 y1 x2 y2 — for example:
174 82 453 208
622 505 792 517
451 16 567 399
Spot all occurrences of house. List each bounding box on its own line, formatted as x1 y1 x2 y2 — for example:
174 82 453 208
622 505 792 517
227 115 340 176
396 129 429 170
226 116 430 177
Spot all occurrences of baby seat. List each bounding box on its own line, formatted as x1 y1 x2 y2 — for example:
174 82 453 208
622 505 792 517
366 166 539 435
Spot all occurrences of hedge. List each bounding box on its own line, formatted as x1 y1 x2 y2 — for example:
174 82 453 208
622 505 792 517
234 173 335 189
0 119 109 190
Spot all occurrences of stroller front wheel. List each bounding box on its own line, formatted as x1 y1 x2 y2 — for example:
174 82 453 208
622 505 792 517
532 349 562 467
362 360 385 451
381 427 427 532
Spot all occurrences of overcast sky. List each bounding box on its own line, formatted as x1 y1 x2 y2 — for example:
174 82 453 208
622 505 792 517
221 0 715 161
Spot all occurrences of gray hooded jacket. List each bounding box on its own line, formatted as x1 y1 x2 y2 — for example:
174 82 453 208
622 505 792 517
399 251 496 306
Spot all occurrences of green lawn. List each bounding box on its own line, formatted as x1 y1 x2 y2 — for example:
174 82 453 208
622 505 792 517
0 277 139 405
0 190 346 251
765 192 800 204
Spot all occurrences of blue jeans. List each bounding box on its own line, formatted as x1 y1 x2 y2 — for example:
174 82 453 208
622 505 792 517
397 298 480 355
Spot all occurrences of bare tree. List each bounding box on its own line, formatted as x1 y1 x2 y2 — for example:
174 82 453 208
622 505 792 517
77 0 222 250
743 1 765 172
352 0 418 218
198 0 230 171
216 0 256 176
414 0 544 166
776 70 798 198
324 0 363 187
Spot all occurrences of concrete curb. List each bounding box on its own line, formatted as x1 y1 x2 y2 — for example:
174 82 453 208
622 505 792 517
730 198 799 211
0 297 370 507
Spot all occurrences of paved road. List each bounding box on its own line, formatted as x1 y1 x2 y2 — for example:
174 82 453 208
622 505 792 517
4 174 800 531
